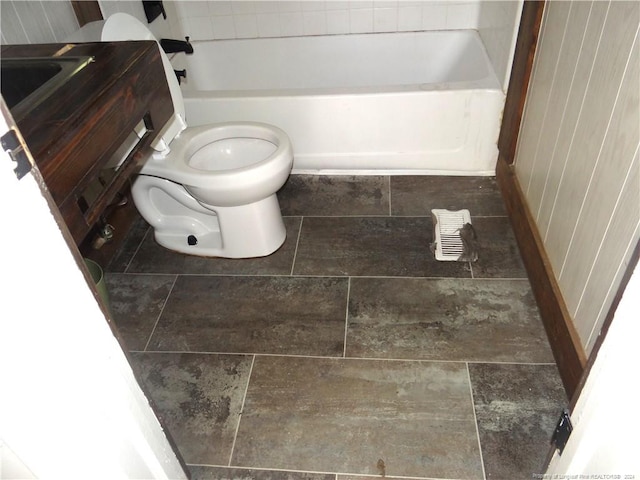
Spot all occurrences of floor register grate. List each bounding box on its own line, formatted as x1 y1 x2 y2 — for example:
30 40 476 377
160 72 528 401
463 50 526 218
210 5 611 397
431 209 474 262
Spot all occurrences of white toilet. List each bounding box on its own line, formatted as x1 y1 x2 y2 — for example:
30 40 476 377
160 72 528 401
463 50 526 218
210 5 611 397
89 13 293 258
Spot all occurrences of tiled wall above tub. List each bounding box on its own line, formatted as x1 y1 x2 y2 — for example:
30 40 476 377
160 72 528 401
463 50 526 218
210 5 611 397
98 0 178 41
169 1 483 41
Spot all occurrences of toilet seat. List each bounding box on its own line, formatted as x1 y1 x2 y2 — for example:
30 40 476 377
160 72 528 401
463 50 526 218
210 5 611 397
140 122 293 206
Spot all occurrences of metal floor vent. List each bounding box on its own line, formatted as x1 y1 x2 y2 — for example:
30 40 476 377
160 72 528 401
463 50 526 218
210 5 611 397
431 209 472 261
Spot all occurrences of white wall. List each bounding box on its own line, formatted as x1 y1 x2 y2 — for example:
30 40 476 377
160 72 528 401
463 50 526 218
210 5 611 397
0 0 175 44
0 104 186 478
546 261 640 476
514 1 640 355
0 0 79 43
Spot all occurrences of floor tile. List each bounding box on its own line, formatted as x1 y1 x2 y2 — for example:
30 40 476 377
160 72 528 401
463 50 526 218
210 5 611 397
293 216 471 277
126 216 301 275
106 214 150 273
232 356 484 479
347 277 554 363
391 176 506 217
470 216 527 278
189 466 334 480
148 276 348 356
130 352 253 465
469 363 567 480
278 175 389 216
104 273 175 351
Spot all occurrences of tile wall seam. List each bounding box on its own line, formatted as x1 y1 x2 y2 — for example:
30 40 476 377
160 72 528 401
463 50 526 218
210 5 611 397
228 354 255 467
466 362 488 480
142 274 179 352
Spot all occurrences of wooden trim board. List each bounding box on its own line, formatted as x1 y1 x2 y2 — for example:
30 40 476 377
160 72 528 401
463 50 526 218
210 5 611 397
497 156 587 398
496 0 587 398
498 0 546 165
71 1 103 26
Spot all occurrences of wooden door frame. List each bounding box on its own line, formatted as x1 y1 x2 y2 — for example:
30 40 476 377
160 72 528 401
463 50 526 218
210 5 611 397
71 1 103 26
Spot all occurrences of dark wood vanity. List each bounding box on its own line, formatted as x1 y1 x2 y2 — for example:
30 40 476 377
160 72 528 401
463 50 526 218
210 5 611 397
1 41 172 244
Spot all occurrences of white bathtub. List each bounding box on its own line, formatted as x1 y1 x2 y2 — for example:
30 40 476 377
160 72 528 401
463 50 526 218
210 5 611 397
174 30 505 175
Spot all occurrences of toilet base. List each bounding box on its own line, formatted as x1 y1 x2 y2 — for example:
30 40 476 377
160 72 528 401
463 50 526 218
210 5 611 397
158 194 286 258
133 176 286 258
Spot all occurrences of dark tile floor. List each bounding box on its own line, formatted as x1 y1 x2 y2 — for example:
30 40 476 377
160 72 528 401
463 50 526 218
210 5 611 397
105 175 567 480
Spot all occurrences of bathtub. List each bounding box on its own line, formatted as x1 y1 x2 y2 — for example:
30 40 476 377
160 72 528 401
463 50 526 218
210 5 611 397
174 30 505 175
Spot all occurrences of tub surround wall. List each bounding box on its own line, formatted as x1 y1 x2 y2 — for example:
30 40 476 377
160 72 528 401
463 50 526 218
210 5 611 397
168 0 520 92
0 0 522 97
170 1 482 40
477 0 523 91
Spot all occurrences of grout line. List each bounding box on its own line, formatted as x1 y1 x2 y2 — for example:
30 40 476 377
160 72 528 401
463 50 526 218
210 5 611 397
466 362 488 480
184 462 440 480
388 175 392 216
142 274 178 352
130 350 557 367
281 214 509 219
116 272 530 281
228 354 255 467
343 277 351 358
123 225 151 273
290 216 304 276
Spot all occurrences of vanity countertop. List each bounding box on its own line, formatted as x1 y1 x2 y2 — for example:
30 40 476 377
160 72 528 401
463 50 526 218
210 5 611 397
2 41 173 243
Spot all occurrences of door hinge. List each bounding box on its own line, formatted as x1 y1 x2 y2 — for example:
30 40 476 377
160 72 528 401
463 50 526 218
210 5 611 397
551 409 572 455
2 129 32 180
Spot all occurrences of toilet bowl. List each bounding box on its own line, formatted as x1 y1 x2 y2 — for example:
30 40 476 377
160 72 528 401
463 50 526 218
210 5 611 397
85 13 293 258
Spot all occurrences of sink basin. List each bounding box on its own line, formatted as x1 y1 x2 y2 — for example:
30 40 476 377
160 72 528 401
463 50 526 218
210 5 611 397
1 56 94 120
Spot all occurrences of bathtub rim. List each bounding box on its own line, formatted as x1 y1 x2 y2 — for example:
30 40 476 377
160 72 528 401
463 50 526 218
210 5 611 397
177 28 503 95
